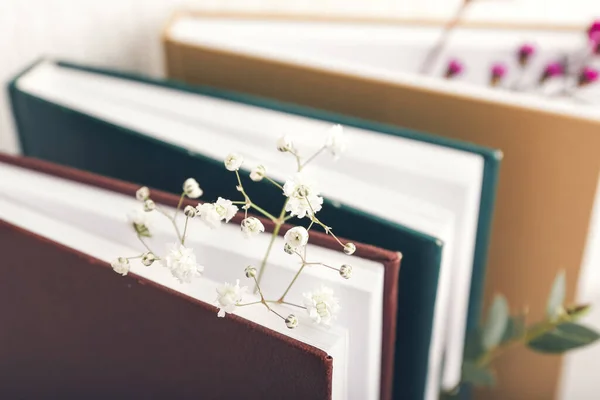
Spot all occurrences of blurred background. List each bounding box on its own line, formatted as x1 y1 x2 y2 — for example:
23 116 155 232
0 0 598 155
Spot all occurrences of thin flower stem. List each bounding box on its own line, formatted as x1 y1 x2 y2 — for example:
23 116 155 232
270 308 286 320
278 264 306 302
156 206 183 243
281 301 307 310
174 192 185 218
307 262 339 272
301 146 326 169
265 176 284 190
419 0 473 74
234 170 278 221
250 204 277 221
289 149 303 171
181 217 189 245
137 235 153 254
237 301 262 307
126 255 144 260
255 223 280 292
231 201 247 205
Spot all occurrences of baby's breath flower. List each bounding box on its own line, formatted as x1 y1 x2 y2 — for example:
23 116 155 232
163 244 203 283
111 257 130 276
128 209 152 236
245 266 257 278
339 264 352 279
324 125 346 160
277 135 294 152
143 199 156 212
136 186 150 201
285 314 299 329
343 243 356 255
284 226 309 252
225 153 244 171
184 205 197 218
197 198 239 229
240 217 265 238
183 178 203 199
303 286 340 326
215 280 248 318
250 165 266 182
141 252 157 266
283 173 323 219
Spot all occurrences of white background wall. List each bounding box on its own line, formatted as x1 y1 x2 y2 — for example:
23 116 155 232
0 0 597 154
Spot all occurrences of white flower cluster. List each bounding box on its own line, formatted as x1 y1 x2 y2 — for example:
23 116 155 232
113 124 352 330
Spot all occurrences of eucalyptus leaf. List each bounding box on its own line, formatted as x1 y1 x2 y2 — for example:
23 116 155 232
483 294 509 350
501 315 526 344
462 361 495 387
546 271 566 318
463 328 485 361
528 322 600 354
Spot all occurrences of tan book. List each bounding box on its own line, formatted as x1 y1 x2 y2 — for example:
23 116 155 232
163 11 600 400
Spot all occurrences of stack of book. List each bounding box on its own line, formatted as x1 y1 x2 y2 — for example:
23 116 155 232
3 9 599 400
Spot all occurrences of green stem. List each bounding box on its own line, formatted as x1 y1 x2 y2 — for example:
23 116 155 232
301 146 326 169
265 176 284 190
250 204 277 221
255 223 281 292
181 217 189 245
137 235 153 254
278 264 306 302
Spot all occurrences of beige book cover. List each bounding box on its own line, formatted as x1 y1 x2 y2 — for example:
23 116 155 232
162 11 600 399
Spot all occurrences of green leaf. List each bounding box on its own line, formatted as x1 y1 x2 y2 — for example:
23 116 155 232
501 315 526 343
134 223 152 238
463 328 485 361
546 270 566 318
482 294 509 350
528 322 600 354
565 304 592 321
462 361 495 387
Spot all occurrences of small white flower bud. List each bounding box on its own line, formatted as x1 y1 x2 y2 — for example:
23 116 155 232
343 243 356 255
111 257 130 276
245 266 257 278
184 205 197 218
241 217 265 238
284 226 309 251
183 178 203 199
136 186 150 201
225 153 244 171
250 165 267 182
143 199 156 212
285 314 298 329
339 264 352 279
277 136 294 152
141 252 157 266
283 243 294 255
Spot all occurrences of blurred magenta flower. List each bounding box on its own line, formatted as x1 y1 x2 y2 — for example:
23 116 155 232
588 20 600 40
445 59 464 79
490 63 508 86
590 31 600 54
540 62 564 83
579 66 599 86
517 44 536 66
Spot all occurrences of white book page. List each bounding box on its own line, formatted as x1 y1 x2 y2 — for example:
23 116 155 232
16 61 484 394
0 162 388 400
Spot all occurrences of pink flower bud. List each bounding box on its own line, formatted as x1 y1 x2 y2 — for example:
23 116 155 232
540 62 564 83
490 63 508 86
579 66 599 86
445 59 464 79
517 44 536 66
587 20 600 41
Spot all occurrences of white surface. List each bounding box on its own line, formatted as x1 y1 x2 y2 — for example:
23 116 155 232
0 160 400 400
558 174 600 400
15 61 487 398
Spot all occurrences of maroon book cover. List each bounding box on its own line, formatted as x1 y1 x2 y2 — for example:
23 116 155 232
0 154 401 399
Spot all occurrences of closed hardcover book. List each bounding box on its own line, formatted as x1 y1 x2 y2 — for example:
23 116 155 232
8 60 500 400
161 12 600 399
0 153 401 399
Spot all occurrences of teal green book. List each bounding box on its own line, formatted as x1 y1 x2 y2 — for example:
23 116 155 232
8 59 501 400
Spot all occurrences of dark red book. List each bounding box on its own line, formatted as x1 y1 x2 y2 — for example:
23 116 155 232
0 154 400 399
